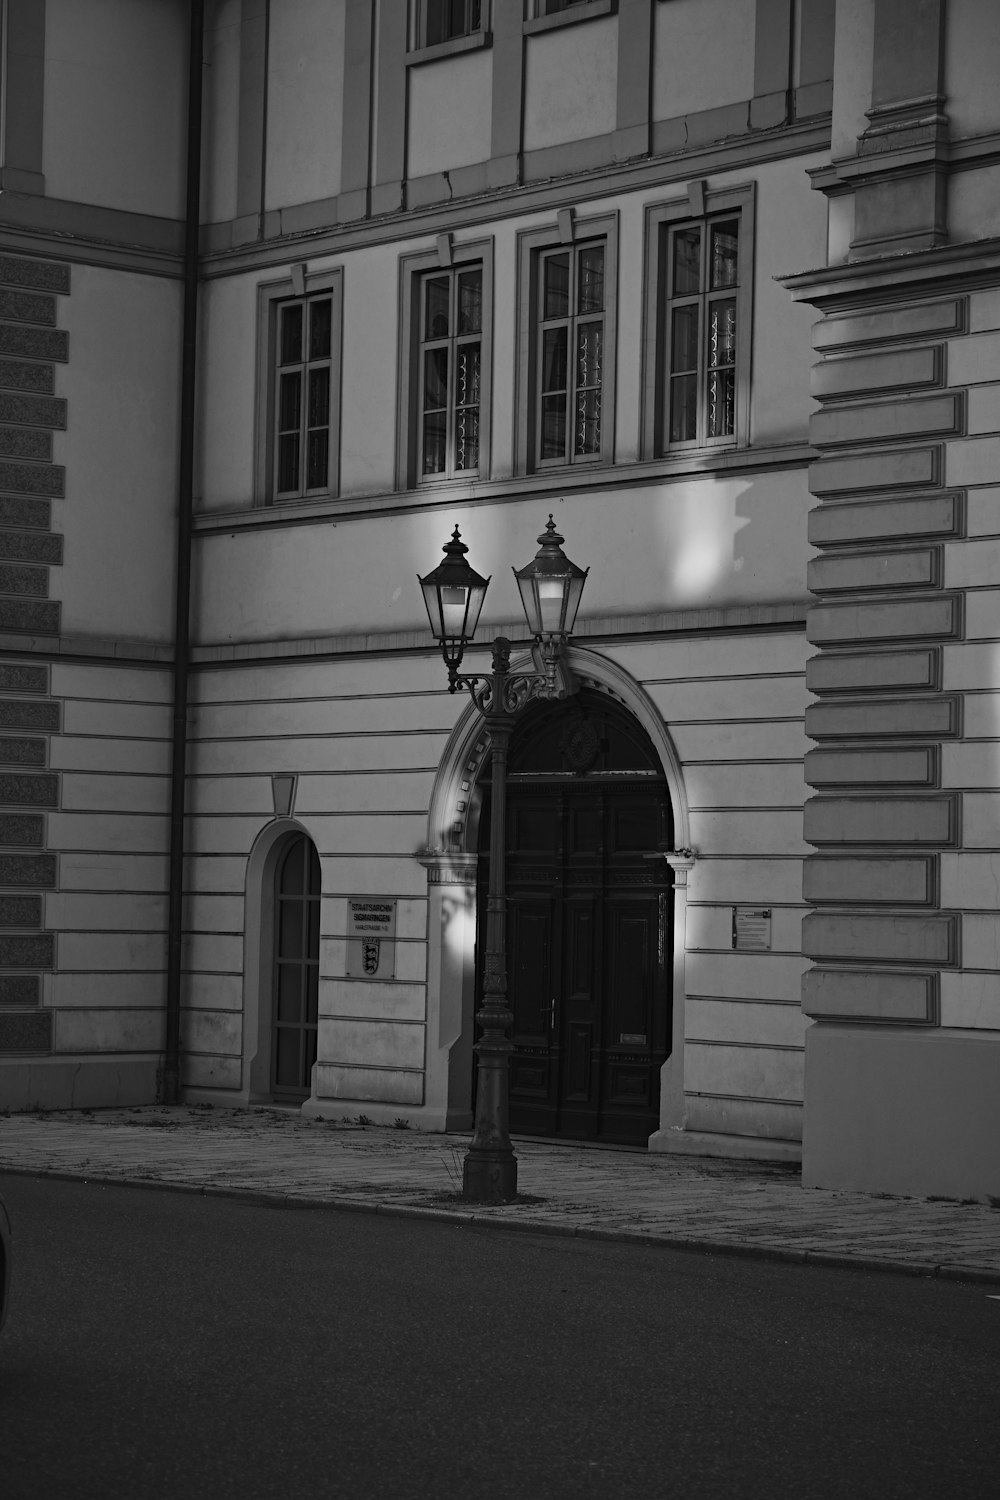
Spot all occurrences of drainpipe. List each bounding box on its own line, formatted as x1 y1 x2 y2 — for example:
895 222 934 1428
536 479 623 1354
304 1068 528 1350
163 0 204 1104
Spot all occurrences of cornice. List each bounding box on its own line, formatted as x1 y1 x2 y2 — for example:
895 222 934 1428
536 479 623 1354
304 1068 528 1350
779 235 1000 309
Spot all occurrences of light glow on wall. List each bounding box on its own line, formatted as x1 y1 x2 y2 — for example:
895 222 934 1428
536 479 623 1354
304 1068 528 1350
663 480 752 602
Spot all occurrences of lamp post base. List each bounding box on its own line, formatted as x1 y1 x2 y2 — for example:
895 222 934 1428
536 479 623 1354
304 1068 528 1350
463 1147 518 1203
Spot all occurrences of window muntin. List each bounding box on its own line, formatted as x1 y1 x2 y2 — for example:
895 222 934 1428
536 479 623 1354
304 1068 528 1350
663 215 740 448
422 0 481 45
536 242 605 466
539 0 594 14
418 264 483 479
274 292 335 499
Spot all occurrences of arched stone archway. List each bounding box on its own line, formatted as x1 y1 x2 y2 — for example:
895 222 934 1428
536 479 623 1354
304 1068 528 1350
420 646 694 1143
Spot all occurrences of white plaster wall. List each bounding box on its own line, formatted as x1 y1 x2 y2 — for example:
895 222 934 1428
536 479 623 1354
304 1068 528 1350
653 0 755 120
202 0 242 224
339 241 408 495
42 0 187 218
830 0 874 159
56 266 180 642
408 50 493 178
945 0 1000 139
264 0 345 211
523 17 618 152
197 273 258 508
750 153 829 446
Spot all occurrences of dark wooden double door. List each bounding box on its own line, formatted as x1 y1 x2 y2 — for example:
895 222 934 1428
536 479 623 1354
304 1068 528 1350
480 763 673 1146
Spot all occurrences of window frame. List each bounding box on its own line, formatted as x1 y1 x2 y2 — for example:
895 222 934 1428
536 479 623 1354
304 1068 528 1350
255 268 343 507
396 237 493 491
524 0 616 35
409 0 490 60
641 184 754 461
515 212 618 476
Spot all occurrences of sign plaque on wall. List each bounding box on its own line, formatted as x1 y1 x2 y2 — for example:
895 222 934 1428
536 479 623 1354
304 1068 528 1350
732 907 772 952
347 898 397 979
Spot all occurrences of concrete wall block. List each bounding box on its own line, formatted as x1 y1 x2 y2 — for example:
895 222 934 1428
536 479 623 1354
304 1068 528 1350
0 325 68 362
807 594 959 645
940 971 1000 1030
809 495 961 548
0 931 53 967
965 589 1000 642
803 854 935 905
682 1093 802 1142
803 794 958 846
948 330 1000 384
685 857 804 907
944 536 1000 590
804 747 937 787
684 951 807 1004
685 1042 804 1105
942 742 1000 789
802 967 937 1022
806 648 938 695
0 256 70 295
962 794 1000 849
813 301 963 352
0 974 39 1005
686 998 807 1049
181 1053 241 1090
802 911 957 965
804 697 958 739
180 1009 242 1057
810 345 941 401
809 446 940 496
809 394 961 450
54 1007 165 1053
312 1062 424 1106
319 1017 424 1071
0 852 56 886
807 548 938 594
959 913 1000 971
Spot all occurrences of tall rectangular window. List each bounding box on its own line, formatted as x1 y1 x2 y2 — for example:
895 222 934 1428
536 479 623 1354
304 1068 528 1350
274 293 335 499
664 216 739 447
255 269 342 507
641 188 753 460
536 242 605 466
418 265 483 478
421 0 481 46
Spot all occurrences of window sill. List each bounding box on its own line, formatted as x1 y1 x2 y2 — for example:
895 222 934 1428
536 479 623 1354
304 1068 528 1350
524 1 616 36
406 31 492 67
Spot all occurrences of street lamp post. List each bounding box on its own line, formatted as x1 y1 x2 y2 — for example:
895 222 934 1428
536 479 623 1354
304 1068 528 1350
419 517 588 1203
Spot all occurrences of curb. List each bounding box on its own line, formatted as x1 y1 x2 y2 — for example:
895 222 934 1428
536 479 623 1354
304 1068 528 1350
2 1161 999 1288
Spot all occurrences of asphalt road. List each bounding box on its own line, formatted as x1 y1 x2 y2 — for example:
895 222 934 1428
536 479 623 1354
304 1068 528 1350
1 1175 998 1500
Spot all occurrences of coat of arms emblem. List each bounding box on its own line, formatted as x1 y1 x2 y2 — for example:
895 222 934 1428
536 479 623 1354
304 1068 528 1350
362 938 381 975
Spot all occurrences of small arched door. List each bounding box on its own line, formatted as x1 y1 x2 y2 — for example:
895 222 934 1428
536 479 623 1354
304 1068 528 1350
271 833 321 1101
477 691 674 1145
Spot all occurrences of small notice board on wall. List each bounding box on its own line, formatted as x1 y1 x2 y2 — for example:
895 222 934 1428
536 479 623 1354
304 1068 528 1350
732 907 772 951
347 898 397 979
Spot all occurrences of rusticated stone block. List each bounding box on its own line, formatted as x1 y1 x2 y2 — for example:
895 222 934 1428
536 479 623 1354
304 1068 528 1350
0 738 46 766
807 595 959 645
804 747 937 787
0 773 57 807
804 794 957 846
803 855 935 905
806 697 957 740
0 852 56 884
808 548 938 594
810 346 941 401
0 974 40 1006
0 532 62 564
0 1009 52 1051
0 289 56 326
809 495 961 549
0 427 52 462
0 933 54 967
0 325 68 361
0 895 42 926
0 599 60 633
806 649 938 695
0 563 48 597
810 447 940 496
0 700 59 729
0 496 51 530
0 256 70 294
0 359 55 393
0 392 66 428
802 911 957 966
813 300 962 352
802 968 937 1023
810 395 961 450
0 460 64 497
0 815 45 846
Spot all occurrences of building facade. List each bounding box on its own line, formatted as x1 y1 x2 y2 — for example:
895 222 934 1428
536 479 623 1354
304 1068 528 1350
0 0 997 1199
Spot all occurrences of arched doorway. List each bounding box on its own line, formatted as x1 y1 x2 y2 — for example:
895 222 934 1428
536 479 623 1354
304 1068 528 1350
477 689 674 1145
270 831 321 1102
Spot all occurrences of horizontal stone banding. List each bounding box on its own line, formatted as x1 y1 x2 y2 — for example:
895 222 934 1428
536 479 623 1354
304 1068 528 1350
0 1010 52 1052
804 794 958 846
802 967 937 1023
802 911 957 965
809 446 940 496
810 345 942 401
809 494 962 548
809 394 961 449
812 300 962 352
803 855 935 905
805 697 958 740
804 746 937 786
807 595 959 645
808 548 939 594
806 649 938 695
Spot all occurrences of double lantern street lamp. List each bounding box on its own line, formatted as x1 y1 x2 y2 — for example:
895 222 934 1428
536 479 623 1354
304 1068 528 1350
419 516 589 1203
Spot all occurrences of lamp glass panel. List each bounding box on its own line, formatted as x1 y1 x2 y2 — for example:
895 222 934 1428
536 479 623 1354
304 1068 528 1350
440 584 470 638
537 578 565 634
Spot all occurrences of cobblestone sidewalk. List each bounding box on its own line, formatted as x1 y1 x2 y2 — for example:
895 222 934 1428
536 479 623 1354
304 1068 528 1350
1 1105 998 1284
